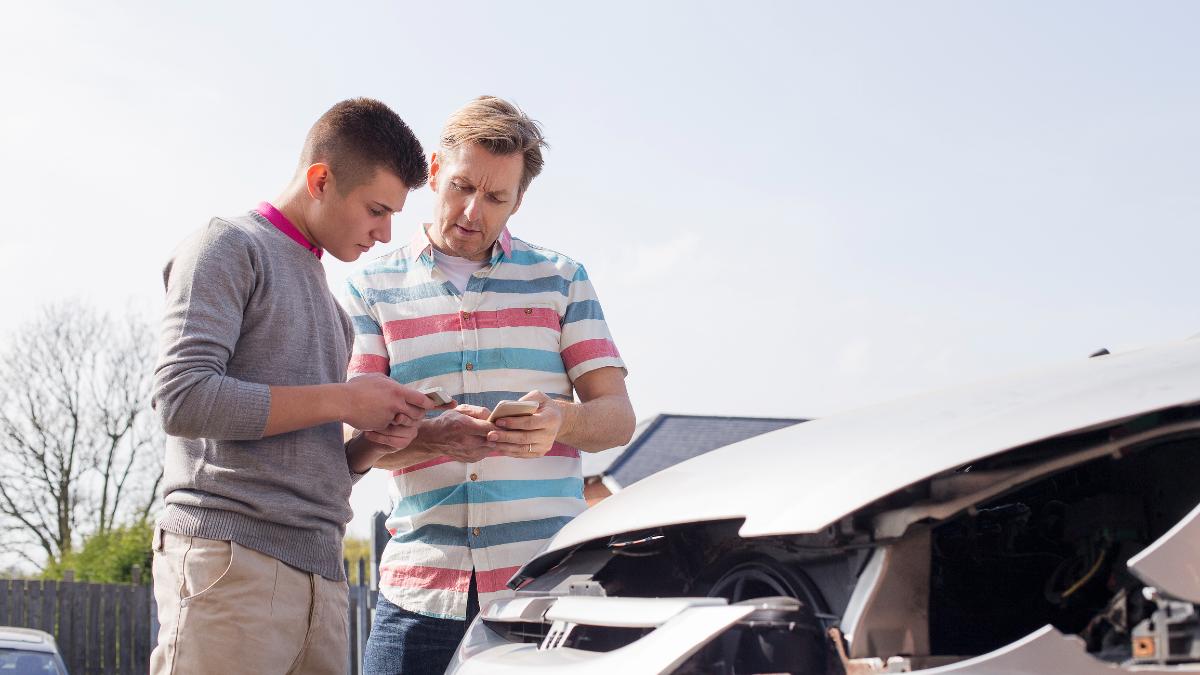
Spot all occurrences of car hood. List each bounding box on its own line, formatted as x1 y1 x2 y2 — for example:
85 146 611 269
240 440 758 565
536 338 1200 562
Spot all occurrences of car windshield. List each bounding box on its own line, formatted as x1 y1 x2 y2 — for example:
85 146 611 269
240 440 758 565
0 649 63 675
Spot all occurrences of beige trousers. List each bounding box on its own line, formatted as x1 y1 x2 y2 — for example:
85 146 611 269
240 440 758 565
149 528 349 675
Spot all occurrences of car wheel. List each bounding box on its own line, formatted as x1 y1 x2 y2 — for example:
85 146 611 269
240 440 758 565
675 557 837 675
704 557 828 617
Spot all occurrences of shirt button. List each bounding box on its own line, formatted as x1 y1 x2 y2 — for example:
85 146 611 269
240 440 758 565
465 362 474 371
524 308 533 315
472 527 482 537
462 312 472 320
469 473 478 481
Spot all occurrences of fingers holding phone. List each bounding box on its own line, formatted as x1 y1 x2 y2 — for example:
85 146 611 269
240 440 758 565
384 385 458 427
420 386 457 408
343 374 434 431
486 400 539 423
486 391 562 457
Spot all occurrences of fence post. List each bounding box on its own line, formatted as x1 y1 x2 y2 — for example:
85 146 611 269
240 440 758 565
370 511 388 591
87 582 101 674
358 557 370 671
0 578 10 625
121 582 135 675
27 579 41 633
14 580 27 627
41 579 57 635
57 575 72 673
134 579 152 674
70 577 86 674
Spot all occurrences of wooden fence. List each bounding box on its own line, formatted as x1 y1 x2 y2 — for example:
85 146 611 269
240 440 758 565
0 570 152 674
345 510 391 674
346 558 374 675
0 513 392 674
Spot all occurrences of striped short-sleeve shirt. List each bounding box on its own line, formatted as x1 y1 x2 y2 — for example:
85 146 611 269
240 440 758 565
343 226 626 619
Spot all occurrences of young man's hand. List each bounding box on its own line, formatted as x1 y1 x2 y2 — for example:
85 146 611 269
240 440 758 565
486 391 564 458
341 374 432 431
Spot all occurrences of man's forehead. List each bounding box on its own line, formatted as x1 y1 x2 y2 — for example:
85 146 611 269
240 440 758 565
358 167 411 204
443 146 523 192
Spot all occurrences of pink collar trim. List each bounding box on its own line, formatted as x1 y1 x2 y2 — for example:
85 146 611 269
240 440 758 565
256 202 322 259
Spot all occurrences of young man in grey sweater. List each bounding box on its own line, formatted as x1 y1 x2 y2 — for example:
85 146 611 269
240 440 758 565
150 98 433 674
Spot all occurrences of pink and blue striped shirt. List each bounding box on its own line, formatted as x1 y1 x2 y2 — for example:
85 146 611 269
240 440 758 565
343 226 625 619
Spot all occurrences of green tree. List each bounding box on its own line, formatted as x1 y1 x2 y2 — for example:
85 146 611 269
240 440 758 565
43 520 154 584
343 535 372 586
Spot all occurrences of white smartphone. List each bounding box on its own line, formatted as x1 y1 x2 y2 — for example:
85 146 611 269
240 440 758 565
420 386 454 406
487 400 540 423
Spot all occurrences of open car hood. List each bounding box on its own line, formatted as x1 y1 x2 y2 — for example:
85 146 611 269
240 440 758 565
531 338 1200 567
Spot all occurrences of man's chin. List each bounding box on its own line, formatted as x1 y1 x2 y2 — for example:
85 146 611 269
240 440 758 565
329 248 363 263
445 237 493 261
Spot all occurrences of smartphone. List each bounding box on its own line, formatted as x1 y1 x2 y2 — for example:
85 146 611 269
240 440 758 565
420 386 454 406
487 400 540 423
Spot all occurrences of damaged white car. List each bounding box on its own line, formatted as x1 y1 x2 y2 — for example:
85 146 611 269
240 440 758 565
448 337 1200 674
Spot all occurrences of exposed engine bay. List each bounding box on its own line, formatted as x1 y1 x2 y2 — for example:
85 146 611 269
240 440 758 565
928 434 1200 663
504 416 1200 673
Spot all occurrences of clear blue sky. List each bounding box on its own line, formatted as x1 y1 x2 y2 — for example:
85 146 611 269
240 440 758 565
2 1 1197 538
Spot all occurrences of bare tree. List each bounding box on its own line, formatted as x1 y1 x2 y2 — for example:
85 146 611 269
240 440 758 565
0 303 163 569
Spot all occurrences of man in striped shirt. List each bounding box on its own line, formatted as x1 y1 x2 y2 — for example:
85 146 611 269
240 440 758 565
345 96 635 673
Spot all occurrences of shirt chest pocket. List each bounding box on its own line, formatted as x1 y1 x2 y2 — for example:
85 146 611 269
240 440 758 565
475 303 563 371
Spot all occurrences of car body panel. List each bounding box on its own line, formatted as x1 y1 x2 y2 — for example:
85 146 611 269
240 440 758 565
0 627 68 674
460 339 1200 673
531 339 1200 565
913 625 1193 674
0 627 61 654
1128 500 1200 604
448 600 753 674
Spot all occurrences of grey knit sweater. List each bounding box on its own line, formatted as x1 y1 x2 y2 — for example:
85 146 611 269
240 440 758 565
153 210 359 581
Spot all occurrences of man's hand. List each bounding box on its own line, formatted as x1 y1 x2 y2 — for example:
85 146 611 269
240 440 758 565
361 423 421 452
341 374 432 431
417 405 498 463
486 391 564 458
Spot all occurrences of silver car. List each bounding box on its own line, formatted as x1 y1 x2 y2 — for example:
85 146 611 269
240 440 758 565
449 337 1200 673
0 628 68 674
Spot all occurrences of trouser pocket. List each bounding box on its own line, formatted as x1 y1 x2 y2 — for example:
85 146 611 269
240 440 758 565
179 535 236 605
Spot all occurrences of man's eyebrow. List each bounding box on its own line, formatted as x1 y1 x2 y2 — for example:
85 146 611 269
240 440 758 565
372 200 396 212
450 175 511 198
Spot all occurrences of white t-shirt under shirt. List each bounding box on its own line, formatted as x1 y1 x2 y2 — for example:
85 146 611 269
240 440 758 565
433 250 488 293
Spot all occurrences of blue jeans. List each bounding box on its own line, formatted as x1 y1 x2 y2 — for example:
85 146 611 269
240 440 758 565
364 573 479 675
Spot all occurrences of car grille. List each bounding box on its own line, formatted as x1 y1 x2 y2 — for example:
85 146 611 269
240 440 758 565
483 619 653 652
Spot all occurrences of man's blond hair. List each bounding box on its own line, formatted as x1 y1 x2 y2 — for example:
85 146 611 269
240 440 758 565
441 96 548 195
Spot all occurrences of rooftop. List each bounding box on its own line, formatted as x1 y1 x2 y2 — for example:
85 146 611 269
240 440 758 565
597 413 807 490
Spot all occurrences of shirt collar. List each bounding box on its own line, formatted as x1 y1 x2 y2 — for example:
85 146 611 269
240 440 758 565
256 202 323 259
409 224 513 265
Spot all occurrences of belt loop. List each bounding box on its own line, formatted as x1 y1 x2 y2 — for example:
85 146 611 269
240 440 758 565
153 523 166 552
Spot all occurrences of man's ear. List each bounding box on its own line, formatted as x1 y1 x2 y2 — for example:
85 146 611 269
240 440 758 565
305 163 331 201
428 152 441 191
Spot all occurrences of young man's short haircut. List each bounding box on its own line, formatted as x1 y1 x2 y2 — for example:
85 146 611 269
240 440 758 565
300 98 428 193
441 96 548 195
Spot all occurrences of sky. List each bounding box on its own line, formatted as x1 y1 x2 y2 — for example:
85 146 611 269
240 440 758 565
2 1 1198 543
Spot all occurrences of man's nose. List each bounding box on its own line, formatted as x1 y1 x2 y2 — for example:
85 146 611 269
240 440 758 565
464 196 480 223
375 218 392 244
